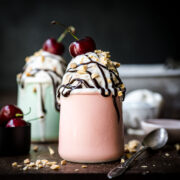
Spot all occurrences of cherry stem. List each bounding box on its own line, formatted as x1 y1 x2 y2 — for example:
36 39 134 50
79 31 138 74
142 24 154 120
51 20 79 41
27 115 44 122
57 26 76 43
15 107 31 117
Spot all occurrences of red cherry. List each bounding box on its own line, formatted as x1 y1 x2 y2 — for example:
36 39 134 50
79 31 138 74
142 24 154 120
6 118 27 128
69 37 96 57
43 38 65 55
0 105 23 126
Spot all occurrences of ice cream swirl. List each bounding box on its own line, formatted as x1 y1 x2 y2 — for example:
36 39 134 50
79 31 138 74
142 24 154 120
57 50 126 99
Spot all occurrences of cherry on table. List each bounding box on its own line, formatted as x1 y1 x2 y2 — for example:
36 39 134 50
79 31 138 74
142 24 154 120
69 37 96 57
43 38 65 55
6 118 27 127
0 105 23 126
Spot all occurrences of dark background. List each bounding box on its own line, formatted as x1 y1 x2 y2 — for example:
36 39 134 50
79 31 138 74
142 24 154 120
0 0 179 91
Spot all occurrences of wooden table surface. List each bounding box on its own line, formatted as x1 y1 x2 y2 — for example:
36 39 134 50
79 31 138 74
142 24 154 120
0 135 180 180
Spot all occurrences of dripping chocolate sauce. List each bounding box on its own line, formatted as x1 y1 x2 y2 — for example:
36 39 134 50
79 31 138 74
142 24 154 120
59 54 126 123
19 68 61 113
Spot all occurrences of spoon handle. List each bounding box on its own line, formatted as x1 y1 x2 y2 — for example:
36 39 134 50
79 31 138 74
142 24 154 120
107 146 149 179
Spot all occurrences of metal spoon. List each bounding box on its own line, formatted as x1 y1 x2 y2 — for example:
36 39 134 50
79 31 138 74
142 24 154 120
107 128 168 179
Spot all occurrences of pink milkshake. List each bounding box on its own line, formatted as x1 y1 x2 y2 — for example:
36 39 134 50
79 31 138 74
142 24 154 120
57 49 126 163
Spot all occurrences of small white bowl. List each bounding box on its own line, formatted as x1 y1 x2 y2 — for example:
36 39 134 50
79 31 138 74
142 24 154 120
141 119 180 143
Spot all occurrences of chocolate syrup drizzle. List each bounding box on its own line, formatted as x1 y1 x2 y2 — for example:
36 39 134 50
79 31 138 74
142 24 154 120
58 53 126 122
19 68 62 113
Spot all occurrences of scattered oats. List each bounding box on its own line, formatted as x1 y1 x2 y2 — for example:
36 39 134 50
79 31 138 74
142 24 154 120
91 73 99 79
107 79 111 83
175 144 180 151
50 164 60 170
23 166 28 171
33 145 38 151
81 165 88 168
77 70 86 74
70 63 77 69
48 146 55 155
74 168 79 172
60 160 67 165
118 91 123 97
33 87 37 93
24 159 30 164
12 162 18 167
165 153 170 157
121 158 125 163
141 165 148 168
17 165 22 168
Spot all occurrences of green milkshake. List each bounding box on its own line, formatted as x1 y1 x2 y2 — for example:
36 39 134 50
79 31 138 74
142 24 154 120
17 49 66 142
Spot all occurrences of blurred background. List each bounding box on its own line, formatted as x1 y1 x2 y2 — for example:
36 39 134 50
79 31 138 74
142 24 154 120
0 0 179 91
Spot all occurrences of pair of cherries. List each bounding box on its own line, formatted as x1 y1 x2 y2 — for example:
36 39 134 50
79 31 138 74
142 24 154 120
43 21 96 57
0 105 27 127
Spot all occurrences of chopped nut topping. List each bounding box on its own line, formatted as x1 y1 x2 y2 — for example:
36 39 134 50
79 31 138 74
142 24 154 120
165 153 170 157
41 56 45 62
175 144 180 151
50 164 60 170
141 165 148 168
107 79 111 83
26 72 31 77
23 166 28 171
77 70 86 74
27 162 35 167
48 146 55 155
38 164 43 168
24 159 30 164
47 161 57 166
41 159 49 165
33 88 37 93
120 84 125 89
25 57 30 62
53 67 57 71
118 91 123 97
81 65 87 71
81 165 88 168
35 160 41 166
94 49 102 53
17 73 22 79
60 160 67 165
125 139 140 153
12 162 18 167
74 168 79 172
121 159 125 163
70 63 77 69
113 62 120 68
91 73 99 79
126 153 132 159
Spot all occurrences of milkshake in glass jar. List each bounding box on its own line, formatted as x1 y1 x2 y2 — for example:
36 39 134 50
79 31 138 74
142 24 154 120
57 49 126 163
17 49 66 142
